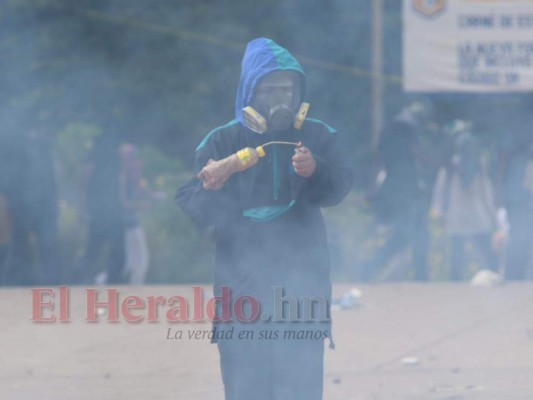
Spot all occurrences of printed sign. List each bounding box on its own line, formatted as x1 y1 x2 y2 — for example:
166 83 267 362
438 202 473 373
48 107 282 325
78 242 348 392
403 0 533 92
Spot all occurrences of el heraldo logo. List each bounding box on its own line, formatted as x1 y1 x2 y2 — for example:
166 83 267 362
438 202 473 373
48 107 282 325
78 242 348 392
413 0 446 18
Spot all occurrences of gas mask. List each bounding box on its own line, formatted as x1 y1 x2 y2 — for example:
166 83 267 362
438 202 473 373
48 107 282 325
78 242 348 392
242 71 309 134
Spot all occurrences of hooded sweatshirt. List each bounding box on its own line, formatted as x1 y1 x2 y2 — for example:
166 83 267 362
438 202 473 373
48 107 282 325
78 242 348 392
176 38 353 338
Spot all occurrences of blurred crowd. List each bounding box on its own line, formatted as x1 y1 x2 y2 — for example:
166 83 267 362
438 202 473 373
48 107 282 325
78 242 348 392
362 98 533 282
0 132 163 286
0 99 532 286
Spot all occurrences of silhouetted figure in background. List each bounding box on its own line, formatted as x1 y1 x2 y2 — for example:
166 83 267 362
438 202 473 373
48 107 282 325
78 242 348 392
364 99 441 281
1 129 61 285
496 120 533 280
119 143 165 284
432 122 497 280
76 134 125 284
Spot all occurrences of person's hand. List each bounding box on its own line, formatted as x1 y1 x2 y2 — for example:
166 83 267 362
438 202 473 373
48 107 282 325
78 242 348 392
197 159 229 190
292 146 316 177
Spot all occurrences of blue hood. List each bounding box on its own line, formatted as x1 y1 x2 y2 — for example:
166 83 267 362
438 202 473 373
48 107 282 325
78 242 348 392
235 38 306 125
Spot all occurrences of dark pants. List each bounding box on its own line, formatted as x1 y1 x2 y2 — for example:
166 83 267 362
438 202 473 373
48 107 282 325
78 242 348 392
363 203 429 281
450 233 497 281
217 337 324 400
3 209 60 286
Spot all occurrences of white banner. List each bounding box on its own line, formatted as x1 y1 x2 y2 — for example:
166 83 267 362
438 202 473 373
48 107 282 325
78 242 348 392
403 0 533 92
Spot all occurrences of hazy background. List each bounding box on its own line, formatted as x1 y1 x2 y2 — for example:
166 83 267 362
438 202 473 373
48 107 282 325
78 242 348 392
1 0 531 284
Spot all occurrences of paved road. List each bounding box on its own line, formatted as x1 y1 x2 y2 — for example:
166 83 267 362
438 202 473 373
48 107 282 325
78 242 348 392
1 283 532 399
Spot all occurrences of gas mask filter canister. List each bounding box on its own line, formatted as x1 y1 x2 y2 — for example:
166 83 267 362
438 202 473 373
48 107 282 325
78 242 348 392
242 103 309 134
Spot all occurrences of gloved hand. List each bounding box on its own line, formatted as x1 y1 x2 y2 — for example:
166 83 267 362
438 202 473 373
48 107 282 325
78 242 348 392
197 148 260 190
292 146 316 177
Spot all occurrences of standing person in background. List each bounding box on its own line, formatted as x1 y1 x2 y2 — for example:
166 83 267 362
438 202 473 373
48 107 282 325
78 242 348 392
432 121 498 280
119 143 165 284
363 99 439 281
2 128 61 285
176 38 353 400
75 134 125 285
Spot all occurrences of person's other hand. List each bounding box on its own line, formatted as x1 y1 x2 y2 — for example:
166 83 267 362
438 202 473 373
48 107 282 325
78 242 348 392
292 146 316 177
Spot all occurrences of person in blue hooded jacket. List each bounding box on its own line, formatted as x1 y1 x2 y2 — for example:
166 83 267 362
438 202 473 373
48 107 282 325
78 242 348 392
176 38 353 400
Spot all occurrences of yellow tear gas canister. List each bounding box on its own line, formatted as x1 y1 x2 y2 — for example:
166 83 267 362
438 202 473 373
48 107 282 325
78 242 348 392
236 146 266 167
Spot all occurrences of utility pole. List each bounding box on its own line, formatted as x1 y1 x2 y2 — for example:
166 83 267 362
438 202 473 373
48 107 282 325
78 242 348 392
371 0 384 150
